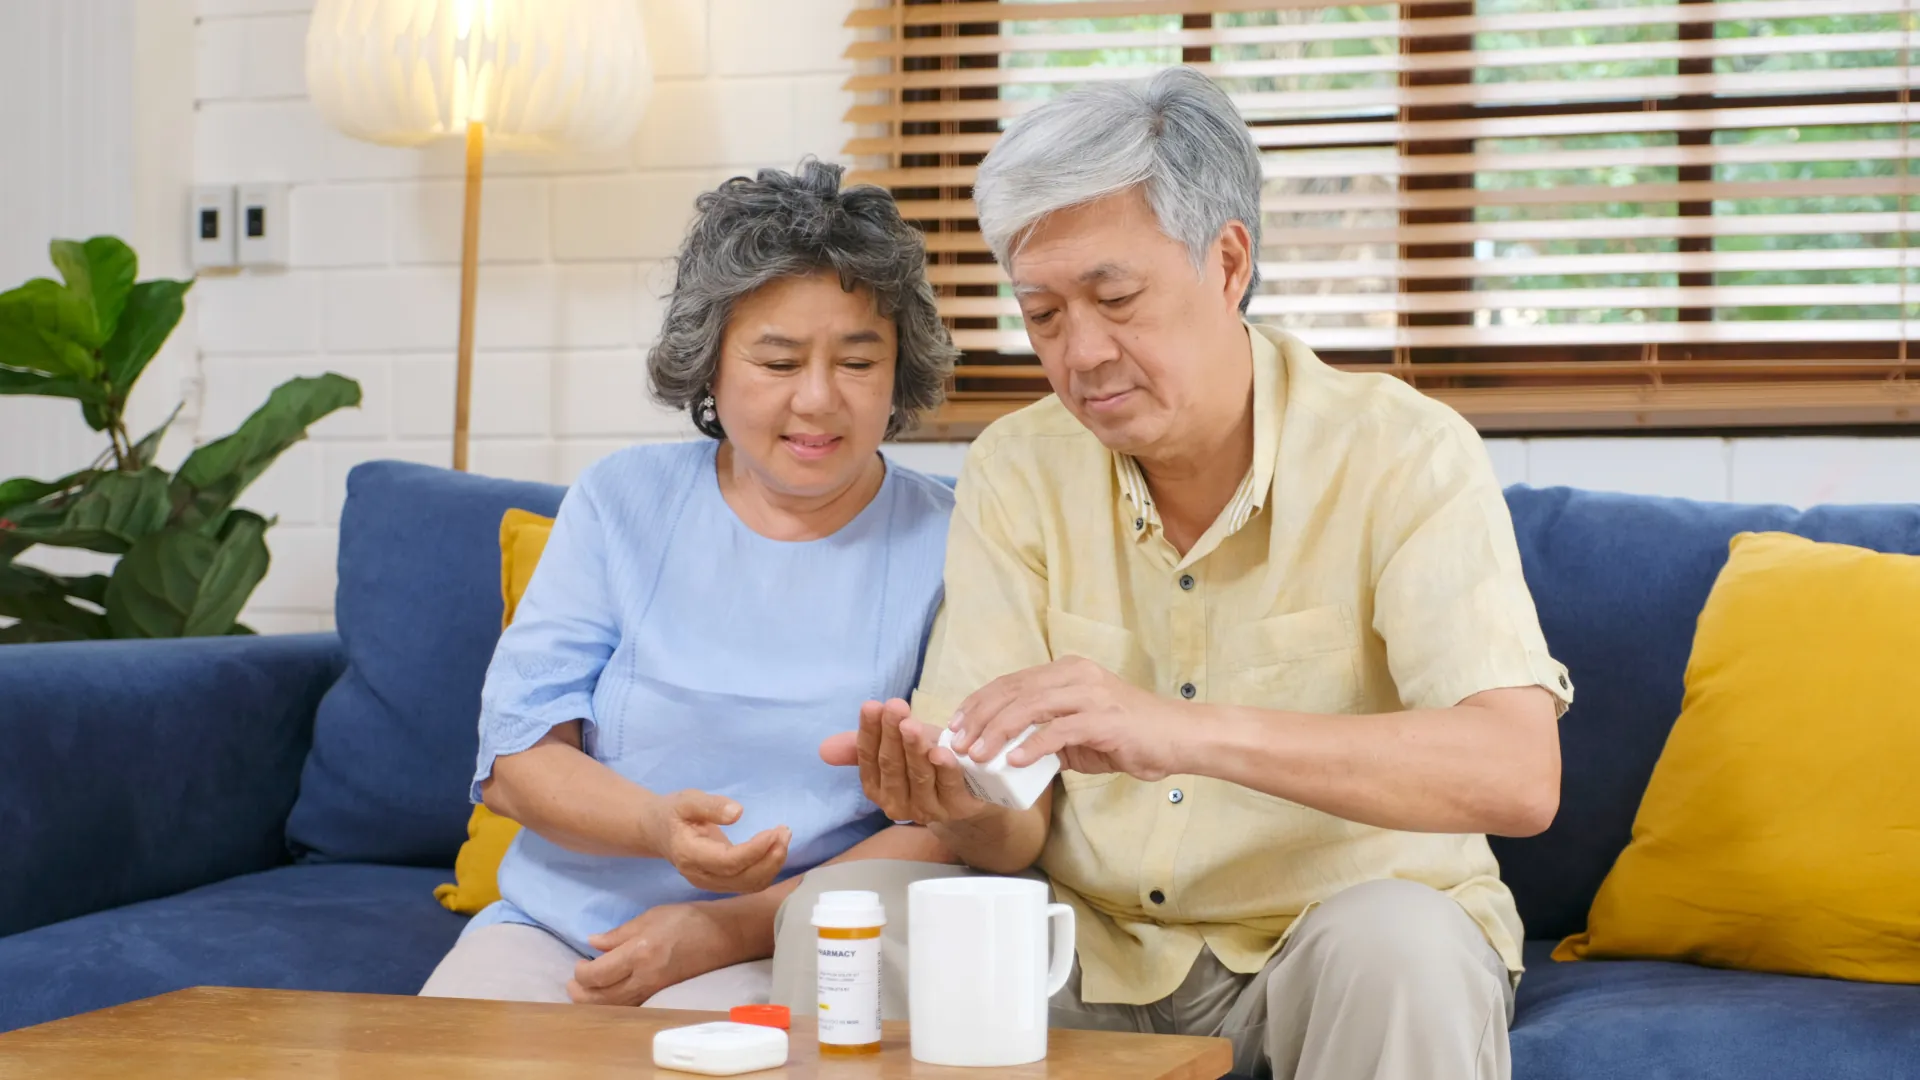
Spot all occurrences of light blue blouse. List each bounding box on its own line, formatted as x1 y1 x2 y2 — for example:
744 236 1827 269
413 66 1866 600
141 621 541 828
465 440 953 957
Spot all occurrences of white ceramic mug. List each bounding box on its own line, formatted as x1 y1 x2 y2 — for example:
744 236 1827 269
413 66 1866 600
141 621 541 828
908 877 1075 1067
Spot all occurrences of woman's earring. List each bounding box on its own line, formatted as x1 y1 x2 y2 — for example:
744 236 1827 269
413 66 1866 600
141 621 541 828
889 403 897 417
699 394 717 425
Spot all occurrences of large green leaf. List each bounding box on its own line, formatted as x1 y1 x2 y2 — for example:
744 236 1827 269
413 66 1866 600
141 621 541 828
174 374 362 529
101 278 190 396
0 365 105 403
62 572 111 607
6 468 172 553
0 468 94 519
0 620 93 644
0 562 111 639
104 510 271 638
1 479 65 520
0 280 101 380
128 404 183 470
50 237 138 347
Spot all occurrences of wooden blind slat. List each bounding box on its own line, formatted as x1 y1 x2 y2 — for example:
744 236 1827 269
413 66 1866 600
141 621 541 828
848 66 1913 127
892 175 1920 220
852 99 1917 157
924 246 1920 286
919 211 1918 253
846 31 1912 92
942 282 1912 318
949 319 1917 353
847 0 1913 59
845 0 1913 29
851 137 1914 188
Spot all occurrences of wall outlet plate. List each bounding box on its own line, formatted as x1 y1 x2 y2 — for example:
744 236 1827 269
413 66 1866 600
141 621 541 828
190 185 237 269
236 183 290 268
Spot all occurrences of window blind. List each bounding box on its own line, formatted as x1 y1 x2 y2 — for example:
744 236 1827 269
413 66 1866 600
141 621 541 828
843 0 1920 435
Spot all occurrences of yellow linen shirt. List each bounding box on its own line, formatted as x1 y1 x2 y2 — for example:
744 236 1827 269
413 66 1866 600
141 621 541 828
911 323 1573 1007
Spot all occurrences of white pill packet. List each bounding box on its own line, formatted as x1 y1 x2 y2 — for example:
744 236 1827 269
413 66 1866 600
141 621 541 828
652 1022 789 1076
937 725 1061 811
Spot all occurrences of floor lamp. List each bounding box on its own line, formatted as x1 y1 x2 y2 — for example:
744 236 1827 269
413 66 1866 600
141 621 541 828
305 0 652 471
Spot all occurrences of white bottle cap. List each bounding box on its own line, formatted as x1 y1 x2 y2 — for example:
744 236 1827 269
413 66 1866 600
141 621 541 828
812 889 886 929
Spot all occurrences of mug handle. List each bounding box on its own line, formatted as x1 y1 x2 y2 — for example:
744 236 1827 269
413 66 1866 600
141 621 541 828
1043 903 1076 996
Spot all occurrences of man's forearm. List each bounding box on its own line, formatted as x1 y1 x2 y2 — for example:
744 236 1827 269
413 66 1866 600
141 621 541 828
701 824 956 961
928 796 1051 875
1182 690 1559 837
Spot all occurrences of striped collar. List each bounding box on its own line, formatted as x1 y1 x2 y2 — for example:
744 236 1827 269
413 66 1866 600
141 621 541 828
1114 323 1282 547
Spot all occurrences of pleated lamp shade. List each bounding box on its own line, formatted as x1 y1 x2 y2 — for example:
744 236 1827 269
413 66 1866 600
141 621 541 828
305 0 652 153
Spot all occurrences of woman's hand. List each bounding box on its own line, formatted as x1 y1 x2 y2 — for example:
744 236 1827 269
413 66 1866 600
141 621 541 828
946 657 1188 781
641 791 790 894
569 902 739 1006
820 699 992 825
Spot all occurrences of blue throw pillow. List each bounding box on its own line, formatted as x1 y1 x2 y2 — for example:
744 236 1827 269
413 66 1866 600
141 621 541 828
285 461 565 867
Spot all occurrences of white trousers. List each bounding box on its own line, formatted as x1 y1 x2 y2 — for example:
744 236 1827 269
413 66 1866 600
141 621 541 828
417 922 774 1009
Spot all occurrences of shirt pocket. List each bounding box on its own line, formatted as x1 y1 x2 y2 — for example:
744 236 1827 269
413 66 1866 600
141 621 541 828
1044 607 1139 793
1218 604 1364 715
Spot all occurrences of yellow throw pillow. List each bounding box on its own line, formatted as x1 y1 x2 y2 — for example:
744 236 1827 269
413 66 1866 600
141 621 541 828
433 508 553 916
1555 531 1920 982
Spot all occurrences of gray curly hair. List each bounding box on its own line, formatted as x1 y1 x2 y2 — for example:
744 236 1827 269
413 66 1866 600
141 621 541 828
648 159 956 440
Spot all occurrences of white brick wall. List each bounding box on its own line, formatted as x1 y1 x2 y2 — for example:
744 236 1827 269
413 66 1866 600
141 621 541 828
184 0 1920 633
192 0 785 627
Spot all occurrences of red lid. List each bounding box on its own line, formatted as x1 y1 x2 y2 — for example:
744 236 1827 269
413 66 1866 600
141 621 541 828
730 1004 790 1030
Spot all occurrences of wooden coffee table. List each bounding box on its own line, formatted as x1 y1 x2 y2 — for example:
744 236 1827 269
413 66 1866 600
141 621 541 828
0 987 1233 1079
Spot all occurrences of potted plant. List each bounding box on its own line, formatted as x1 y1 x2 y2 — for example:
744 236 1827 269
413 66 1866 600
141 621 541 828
0 236 360 641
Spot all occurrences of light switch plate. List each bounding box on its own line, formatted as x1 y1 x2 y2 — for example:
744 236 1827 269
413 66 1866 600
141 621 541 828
190 185 237 269
236 183 291 268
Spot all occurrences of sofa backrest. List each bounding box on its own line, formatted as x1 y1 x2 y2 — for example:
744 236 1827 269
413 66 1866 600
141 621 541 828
285 461 564 867
1493 485 1920 941
284 458 1920 940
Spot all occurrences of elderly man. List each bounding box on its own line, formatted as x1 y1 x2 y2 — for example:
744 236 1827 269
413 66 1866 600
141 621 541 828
773 68 1571 1080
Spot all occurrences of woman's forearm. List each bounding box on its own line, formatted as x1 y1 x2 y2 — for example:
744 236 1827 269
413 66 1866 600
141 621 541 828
480 721 668 858
700 824 956 961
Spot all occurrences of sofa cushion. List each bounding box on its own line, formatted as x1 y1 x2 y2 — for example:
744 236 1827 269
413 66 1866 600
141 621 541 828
0 863 464 1034
1491 487 1920 942
1511 941 1920 1080
0 633 342 939
285 461 564 866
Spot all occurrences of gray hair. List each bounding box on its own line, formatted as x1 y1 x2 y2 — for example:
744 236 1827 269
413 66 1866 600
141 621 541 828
649 159 956 439
974 67 1263 311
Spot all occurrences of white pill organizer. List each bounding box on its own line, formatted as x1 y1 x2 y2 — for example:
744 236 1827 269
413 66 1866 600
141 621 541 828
938 725 1061 810
652 1022 789 1076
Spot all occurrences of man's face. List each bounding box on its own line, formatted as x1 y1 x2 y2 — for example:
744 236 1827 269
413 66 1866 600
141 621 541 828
1008 187 1251 456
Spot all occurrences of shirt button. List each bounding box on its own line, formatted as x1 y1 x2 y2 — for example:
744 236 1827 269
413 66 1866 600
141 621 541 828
1134 517 1144 531
1559 674 1570 689
1179 682 1196 699
1178 574 1194 591
1149 889 1166 905
1168 788 1184 804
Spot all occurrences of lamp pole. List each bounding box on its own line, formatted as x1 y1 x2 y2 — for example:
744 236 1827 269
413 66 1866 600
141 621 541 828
454 121 485 473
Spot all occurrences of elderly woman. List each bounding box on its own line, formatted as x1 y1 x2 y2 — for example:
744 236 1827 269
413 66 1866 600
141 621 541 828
418 160 959 1007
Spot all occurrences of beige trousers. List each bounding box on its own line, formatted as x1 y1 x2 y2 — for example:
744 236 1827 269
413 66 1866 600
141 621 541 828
769 861 1515 1080
418 922 775 1009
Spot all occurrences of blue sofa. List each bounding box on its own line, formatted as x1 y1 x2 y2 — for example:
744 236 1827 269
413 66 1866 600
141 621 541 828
4 459 1919 1078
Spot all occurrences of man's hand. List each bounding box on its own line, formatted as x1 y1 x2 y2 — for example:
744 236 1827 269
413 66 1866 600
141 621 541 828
641 791 790 894
947 657 1186 780
820 699 992 825
569 903 739 1006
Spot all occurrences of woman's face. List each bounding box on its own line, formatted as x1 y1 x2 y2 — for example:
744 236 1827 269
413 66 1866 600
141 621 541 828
711 272 899 500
